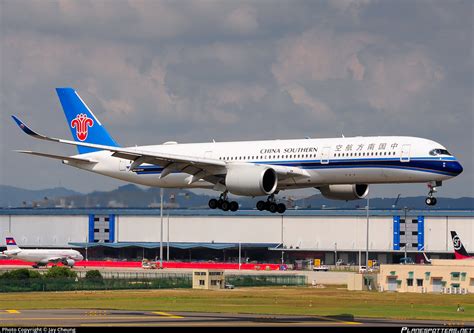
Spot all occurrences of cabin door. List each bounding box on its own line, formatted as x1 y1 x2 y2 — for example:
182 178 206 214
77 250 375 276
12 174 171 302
400 144 411 163
320 147 331 164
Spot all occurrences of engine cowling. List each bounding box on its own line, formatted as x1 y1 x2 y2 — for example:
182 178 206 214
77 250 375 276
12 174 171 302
63 258 75 267
38 259 49 266
318 184 369 200
225 164 277 196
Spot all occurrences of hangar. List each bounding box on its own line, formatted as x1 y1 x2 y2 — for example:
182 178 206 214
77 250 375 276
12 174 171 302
0 208 472 265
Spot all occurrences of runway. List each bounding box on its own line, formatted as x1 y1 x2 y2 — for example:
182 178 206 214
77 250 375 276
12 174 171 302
0 309 470 327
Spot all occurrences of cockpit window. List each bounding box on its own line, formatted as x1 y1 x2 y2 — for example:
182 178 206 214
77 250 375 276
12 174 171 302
429 149 451 156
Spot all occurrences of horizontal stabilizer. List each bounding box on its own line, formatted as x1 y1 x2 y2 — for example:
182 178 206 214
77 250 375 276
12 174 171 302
14 150 97 164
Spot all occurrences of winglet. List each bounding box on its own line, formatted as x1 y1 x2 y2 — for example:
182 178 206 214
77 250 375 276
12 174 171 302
11 115 41 138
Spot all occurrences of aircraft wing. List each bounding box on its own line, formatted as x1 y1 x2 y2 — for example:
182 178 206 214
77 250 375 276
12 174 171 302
14 150 97 164
46 257 64 263
12 115 308 184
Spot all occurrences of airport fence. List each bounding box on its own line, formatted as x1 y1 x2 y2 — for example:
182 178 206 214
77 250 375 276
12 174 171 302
0 273 193 292
225 274 307 287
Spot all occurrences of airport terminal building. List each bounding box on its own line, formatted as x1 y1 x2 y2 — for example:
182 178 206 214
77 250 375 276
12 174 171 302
0 209 472 265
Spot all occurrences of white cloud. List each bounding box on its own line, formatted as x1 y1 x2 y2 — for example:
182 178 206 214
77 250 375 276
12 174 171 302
272 28 445 115
365 48 444 112
226 5 259 35
272 29 376 83
283 84 334 120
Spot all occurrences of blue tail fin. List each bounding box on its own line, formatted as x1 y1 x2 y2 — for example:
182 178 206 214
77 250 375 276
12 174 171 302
56 88 119 154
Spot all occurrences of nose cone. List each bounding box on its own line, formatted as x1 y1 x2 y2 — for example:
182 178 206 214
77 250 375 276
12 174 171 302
448 160 463 176
78 254 84 261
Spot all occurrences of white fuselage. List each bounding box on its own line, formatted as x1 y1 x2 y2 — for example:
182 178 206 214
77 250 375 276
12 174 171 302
68 136 462 191
3 249 83 265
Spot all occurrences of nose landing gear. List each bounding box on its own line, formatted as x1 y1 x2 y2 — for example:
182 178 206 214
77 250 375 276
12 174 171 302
425 182 440 206
256 194 286 214
208 191 239 212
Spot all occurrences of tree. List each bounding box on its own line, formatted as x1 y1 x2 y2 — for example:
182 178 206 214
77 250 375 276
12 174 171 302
85 270 103 281
44 266 77 279
0 268 41 279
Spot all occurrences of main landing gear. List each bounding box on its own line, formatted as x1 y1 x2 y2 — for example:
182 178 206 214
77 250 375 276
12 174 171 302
425 182 440 206
208 192 239 212
256 194 286 214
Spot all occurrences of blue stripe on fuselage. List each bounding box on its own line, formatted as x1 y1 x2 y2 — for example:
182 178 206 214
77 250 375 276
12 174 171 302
132 157 461 177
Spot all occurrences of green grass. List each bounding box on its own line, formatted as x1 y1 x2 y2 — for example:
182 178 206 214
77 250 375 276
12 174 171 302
1 286 473 322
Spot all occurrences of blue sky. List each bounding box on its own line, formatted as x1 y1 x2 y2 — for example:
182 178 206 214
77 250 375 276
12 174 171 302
1 0 472 198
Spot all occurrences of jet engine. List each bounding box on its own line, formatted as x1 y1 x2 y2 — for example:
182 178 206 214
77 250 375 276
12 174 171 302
225 165 277 196
37 259 49 266
63 259 75 267
318 184 369 200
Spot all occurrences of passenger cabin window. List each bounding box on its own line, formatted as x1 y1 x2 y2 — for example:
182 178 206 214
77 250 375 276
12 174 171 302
429 149 451 156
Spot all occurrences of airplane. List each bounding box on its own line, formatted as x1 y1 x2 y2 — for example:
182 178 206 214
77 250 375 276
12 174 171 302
450 231 473 260
1 236 84 268
11 88 463 214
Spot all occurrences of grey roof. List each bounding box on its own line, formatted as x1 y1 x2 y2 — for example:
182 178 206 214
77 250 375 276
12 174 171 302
0 208 473 217
68 242 280 250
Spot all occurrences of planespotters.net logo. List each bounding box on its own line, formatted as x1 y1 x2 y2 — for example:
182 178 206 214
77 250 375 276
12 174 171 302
402 328 473 333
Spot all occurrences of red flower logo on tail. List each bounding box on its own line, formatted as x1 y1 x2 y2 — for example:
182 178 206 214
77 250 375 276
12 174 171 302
71 114 94 141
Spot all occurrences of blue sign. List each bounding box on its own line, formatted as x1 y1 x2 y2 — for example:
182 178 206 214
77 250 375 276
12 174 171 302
393 216 400 250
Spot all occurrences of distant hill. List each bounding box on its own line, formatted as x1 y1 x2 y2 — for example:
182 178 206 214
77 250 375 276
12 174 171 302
0 185 81 208
291 194 474 210
0 184 472 210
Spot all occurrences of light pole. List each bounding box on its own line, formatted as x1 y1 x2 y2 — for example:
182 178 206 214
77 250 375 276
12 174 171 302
366 197 370 267
238 241 241 270
160 188 164 269
167 212 170 262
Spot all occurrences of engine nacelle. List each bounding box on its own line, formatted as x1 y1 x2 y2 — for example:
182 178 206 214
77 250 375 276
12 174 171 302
63 259 75 267
225 164 278 196
318 184 369 200
37 259 49 266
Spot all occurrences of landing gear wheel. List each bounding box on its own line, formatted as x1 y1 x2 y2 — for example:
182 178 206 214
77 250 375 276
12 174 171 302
425 197 437 206
221 200 230 211
208 199 218 209
268 202 277 213
217 199 224 209
277 203 286 214
256 201 266 211
425 182 440 206
229 201 239 212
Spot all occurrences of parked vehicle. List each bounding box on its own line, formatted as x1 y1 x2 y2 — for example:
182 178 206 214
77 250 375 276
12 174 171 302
313 265 330 271
359 265 375 273
141 259 157 269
